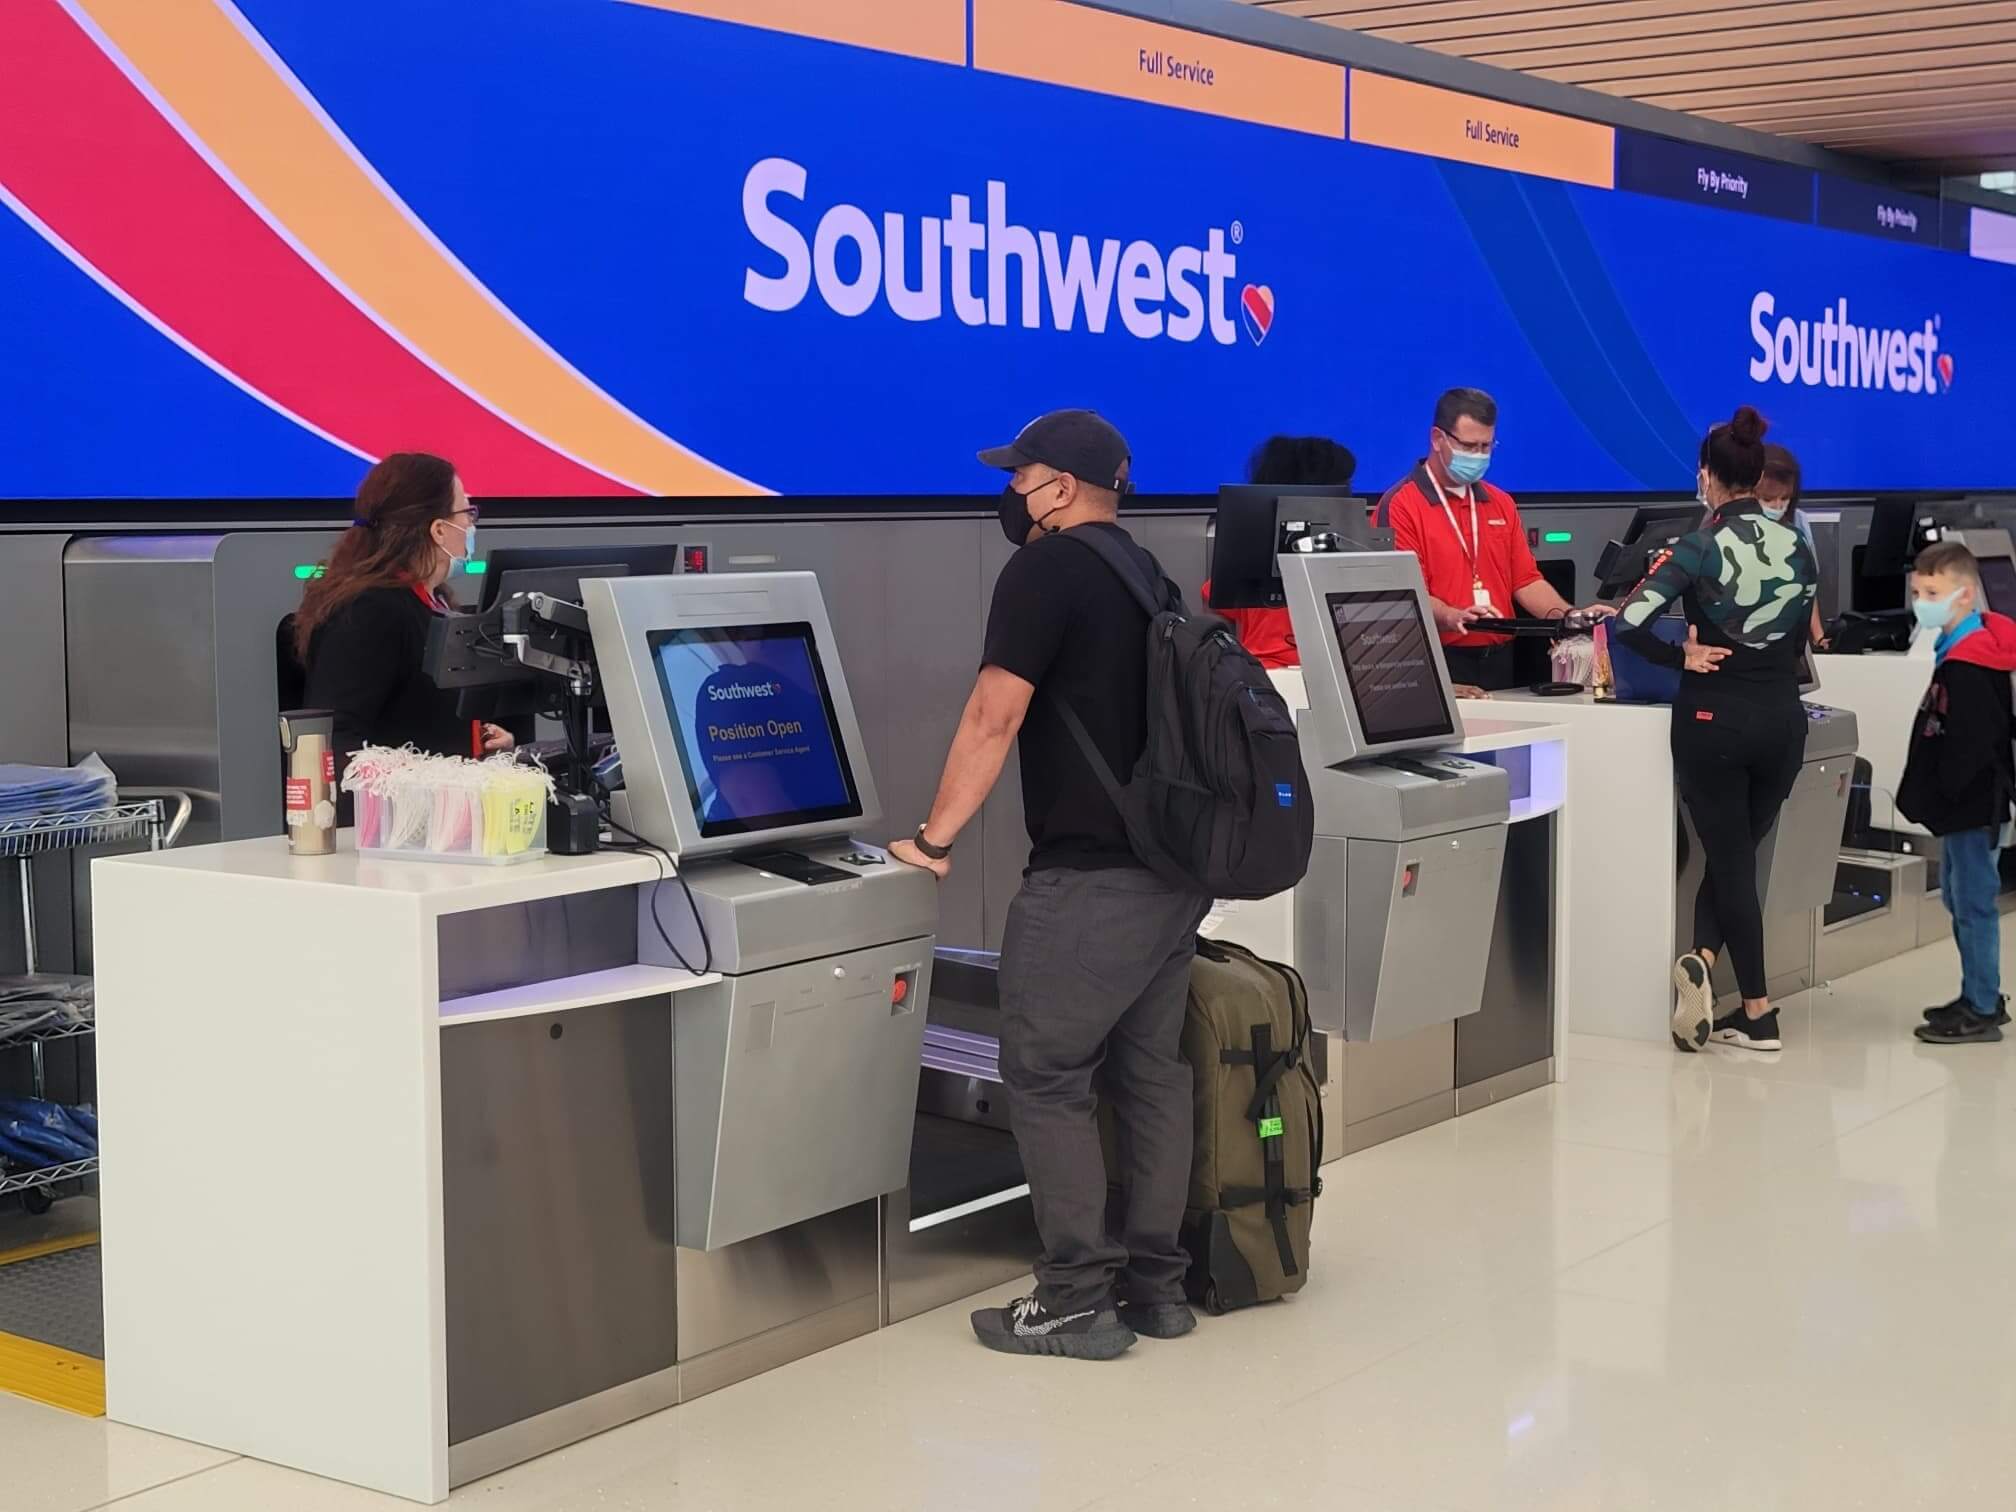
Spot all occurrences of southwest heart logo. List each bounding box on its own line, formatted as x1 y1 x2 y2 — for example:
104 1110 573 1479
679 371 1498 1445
1239 284 1274 346
1938 353 1955 391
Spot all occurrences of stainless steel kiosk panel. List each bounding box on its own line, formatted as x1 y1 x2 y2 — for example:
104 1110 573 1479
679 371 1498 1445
587 572 880 863
583 573 936 1252
1280 554 1511 1040
1762 702 1859 913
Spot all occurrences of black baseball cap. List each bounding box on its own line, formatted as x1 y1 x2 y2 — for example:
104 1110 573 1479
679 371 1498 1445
977 409 1134 493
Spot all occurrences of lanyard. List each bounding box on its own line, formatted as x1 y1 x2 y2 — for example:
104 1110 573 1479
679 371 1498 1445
1425 472 1485 591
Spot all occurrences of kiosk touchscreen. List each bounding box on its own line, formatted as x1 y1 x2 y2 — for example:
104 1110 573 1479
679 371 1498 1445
1277 553 1510 1042
585 572 936 1250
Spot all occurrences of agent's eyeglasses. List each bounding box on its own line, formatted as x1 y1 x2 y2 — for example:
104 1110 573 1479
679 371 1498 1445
1436 429 1497 457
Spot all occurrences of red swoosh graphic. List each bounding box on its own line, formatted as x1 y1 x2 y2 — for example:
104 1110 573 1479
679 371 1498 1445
0 0 636 496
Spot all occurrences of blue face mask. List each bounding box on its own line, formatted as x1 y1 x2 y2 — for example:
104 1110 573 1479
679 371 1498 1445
1761 504 1789 523
1445 449 1490 488
1913 587 1963 632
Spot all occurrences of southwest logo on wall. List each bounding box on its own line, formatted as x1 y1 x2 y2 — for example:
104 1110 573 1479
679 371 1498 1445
741 157 1271 349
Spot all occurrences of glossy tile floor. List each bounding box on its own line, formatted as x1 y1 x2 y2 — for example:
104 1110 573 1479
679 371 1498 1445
13 922 2016 1512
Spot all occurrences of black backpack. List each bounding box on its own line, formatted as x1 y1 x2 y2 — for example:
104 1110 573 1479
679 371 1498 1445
1050 529 1315 900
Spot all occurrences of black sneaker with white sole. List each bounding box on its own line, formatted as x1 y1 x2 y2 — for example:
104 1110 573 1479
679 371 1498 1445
1709 1007 1782 1051
1671 953 1713 1052
971 1295 1136 1359
1119 1299 1197 1340
1915 1008 2005 1045
1923 994 2010 1027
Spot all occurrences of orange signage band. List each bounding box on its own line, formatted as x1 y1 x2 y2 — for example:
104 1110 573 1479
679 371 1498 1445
975 0 1344 140
618 0 967 67
1349 71 1615 191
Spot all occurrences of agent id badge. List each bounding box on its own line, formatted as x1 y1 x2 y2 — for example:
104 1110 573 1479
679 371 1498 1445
1472 581 1493 610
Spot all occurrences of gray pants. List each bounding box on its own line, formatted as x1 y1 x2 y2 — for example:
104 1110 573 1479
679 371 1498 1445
998 866 1211 1313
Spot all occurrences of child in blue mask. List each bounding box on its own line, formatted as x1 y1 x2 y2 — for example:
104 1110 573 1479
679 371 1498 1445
1897 541 2016 1044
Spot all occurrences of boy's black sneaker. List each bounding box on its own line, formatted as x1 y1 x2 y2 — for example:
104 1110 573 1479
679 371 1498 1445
1709 1007 1782 1052
1915 1008 2005 1046
1118 1299 1197 1340
1923 994 2010 1027
971 1295 1136 1360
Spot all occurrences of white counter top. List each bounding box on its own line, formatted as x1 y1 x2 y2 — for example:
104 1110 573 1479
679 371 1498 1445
95 832 664 917
1451 711 1570 754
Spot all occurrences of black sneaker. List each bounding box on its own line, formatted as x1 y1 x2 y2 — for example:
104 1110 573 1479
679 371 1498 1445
1924 995 2010 1027
1916 1008 2006 1046
1709 1007 1782 1052
970 1295 1136 1359
1119 1299 1197 1340
1671 953 1713 1052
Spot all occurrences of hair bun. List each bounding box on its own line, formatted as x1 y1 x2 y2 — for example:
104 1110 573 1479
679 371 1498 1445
1728 405 1768 447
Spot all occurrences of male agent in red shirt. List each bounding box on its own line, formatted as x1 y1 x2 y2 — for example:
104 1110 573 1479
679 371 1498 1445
1376 387 1609 690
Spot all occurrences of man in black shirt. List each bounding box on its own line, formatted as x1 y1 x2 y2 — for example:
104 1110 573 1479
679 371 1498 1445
889 411 1211 1360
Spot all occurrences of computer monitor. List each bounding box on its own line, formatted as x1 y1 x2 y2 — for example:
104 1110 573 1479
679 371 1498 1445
1208 486 1363 610
586 572 882 860
1859 496 1980 580
1981 556 2016 618
1277 550 1460 766
1595 504 1703 600
478 545 683 609
428 559 634 724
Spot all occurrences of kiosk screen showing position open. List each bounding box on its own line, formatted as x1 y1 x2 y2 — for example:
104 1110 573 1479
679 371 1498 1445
648 623 861 838
1326 590 1456 747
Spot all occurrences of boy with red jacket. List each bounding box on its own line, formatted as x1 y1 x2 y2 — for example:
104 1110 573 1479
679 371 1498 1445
1898 541 2016 1045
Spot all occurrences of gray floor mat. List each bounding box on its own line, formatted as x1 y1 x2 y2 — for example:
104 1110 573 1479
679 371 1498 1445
0 1244 103 1359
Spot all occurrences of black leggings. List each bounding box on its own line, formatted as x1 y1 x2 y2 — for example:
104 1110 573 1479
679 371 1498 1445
1672 700 1806 1000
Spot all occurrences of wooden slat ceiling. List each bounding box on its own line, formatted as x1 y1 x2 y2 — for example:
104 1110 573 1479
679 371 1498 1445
1247 0 2016 172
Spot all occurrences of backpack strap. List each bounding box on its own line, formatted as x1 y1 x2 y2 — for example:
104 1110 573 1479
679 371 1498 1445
1052 526 1180 619
1049 697 1127 809
1042 527 1179 811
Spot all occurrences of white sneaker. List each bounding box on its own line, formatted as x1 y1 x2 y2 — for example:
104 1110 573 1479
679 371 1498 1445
1671 953 1713 1052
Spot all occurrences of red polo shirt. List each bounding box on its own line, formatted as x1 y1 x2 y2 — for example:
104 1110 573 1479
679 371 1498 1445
1376 465 1542 648
1200 579 1298 668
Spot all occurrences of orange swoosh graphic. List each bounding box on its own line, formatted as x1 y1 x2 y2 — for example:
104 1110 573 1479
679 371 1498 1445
74 0 763 497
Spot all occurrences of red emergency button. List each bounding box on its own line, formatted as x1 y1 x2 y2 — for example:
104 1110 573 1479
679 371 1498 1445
891 977 909 1006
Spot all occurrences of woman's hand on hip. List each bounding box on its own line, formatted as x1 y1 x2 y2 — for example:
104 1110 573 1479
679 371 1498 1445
1682 626 1730 675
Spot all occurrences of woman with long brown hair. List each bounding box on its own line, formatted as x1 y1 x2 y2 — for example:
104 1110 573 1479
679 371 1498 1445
297 452 514 766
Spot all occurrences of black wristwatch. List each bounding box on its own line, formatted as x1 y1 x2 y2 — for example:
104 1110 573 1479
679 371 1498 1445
913 826 953 861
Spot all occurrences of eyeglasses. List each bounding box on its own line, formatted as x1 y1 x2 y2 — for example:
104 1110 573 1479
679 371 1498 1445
455 503 482 522
1436 429 1498 457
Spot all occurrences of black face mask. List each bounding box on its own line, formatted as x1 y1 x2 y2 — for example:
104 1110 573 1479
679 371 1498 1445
998 478 1066 546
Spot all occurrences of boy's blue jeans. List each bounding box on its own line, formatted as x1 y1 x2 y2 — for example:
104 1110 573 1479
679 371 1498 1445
1941 827 2003 1014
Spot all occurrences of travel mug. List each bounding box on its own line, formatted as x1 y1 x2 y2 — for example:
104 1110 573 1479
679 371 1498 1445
279 709 338 855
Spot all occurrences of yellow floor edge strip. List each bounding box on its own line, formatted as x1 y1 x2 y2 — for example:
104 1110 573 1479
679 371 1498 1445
0 1230 100 1268
0 1330 106 1417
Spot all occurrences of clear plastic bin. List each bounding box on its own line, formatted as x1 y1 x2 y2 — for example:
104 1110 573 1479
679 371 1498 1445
348 750 551 866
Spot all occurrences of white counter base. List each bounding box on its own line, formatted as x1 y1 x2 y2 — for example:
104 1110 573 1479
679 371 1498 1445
94 838 714 1504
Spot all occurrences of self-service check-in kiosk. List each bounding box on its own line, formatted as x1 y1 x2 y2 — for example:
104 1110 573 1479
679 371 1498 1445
586 572 937 1251
1277 553 1511 1040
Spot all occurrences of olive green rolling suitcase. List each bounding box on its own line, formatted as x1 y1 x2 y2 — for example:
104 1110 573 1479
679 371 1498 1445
1178 936 1322 1313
